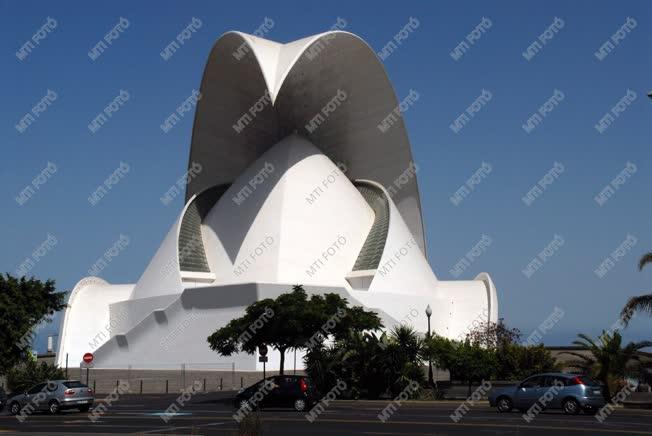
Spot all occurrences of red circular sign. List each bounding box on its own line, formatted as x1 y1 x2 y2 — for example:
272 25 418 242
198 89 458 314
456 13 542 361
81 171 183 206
83 352 94 363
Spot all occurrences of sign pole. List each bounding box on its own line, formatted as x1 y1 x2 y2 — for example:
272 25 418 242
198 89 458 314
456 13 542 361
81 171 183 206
82 352 94 385
258 345 268 379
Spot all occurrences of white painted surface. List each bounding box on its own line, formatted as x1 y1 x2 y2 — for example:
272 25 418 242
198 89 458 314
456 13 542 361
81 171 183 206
56 278 133 367
200 134 373 287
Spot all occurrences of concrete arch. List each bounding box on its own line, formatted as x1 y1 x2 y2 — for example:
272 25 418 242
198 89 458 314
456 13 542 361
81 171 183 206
185 32 280 204
274 32 425 255
185 31 426 255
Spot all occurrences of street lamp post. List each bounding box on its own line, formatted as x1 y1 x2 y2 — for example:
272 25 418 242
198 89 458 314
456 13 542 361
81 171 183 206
425 304 434 388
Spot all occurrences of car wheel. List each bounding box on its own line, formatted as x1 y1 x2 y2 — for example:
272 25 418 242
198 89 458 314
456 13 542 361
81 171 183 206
496 397 513 413
48 400 61 415
79 405 90 412
562 398 580 415
293 398 307 412
9 402 22 416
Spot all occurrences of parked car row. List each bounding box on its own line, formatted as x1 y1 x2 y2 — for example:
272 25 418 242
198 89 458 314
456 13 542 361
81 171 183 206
236 372 607 416
0 373 607 416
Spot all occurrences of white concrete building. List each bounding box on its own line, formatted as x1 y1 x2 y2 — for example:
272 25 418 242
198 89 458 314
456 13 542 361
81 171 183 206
57 31 498 371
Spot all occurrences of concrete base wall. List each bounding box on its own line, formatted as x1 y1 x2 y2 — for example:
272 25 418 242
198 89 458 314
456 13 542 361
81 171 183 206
69 368 305 394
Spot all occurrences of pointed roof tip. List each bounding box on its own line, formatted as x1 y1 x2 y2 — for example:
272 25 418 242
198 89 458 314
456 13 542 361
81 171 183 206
228 29 355 46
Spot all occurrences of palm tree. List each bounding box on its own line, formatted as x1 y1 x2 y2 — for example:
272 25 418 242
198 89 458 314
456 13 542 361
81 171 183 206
383 325 425 396
562 331 652 399
620 252 652 325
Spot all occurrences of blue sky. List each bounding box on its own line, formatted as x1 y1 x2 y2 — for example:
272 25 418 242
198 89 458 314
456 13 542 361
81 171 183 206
1 0 651 352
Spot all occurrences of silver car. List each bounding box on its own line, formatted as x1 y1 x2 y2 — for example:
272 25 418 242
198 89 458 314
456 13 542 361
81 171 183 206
7 380 94 415
488 373 606 415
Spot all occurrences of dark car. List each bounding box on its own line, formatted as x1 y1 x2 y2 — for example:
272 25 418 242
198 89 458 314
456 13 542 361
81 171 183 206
488 373 606 415
234 375 318 412
7 380 94 415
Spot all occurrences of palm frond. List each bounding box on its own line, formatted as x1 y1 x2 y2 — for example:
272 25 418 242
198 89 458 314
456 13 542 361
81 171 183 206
620 294 652 326
572 333 598 349
638 252 652 271
629 340 652 351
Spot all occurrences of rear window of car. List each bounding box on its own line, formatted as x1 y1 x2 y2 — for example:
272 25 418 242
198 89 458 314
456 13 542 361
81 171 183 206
63 381 87 388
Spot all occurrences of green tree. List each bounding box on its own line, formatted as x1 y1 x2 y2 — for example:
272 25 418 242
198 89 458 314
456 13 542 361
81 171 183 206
304 327 426 399
0 274 66 376
336 331 389 399
380 325 425 396
303 342 343 396
562 331 652 399
494 344 559 380
423 334 456 363
207 285 381 374
466 319 522 349
6 360 66 393
448 341 497 395
620 252 652 325
463 318 556 381
422 334 456 371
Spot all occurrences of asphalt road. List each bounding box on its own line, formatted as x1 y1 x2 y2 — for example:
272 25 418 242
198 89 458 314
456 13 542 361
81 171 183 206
0 392 651 435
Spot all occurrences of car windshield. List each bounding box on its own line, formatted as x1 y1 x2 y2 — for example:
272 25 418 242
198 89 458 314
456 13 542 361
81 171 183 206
63 381 87 388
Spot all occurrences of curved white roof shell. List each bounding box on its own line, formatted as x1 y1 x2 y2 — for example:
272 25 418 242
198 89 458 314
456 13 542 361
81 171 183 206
186 31 426 255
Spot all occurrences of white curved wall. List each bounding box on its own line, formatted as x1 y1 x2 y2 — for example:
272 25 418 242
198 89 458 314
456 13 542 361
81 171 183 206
129 212 184 300
475 272 499 325
344 180 497 339
432 280 491 340
201 134 374 287
56 278 133 367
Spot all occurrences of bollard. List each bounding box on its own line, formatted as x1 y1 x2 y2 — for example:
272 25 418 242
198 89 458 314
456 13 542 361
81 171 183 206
93 380 96 392
220 378 223 391
165 380 169 394
140 380 143 394
116 380 119 389
203 378 206 392
240 377 243 388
